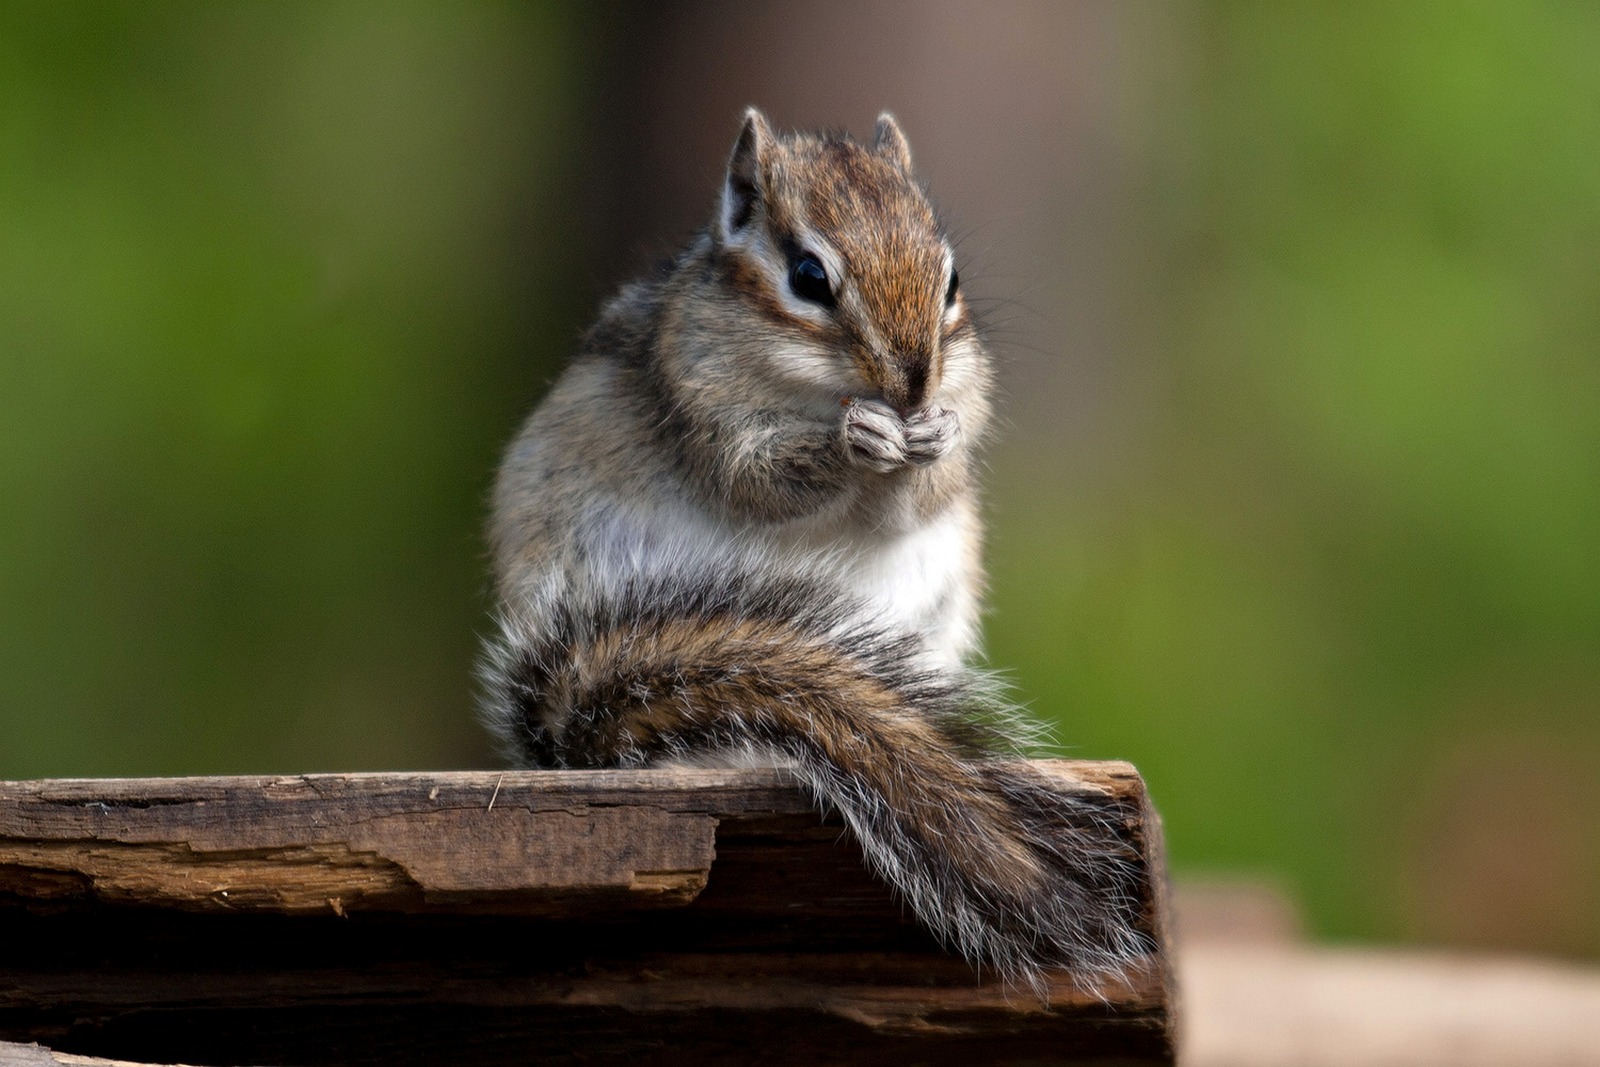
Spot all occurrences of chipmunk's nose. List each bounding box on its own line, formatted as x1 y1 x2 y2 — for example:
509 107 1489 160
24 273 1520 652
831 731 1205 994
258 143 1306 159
883 355 931 414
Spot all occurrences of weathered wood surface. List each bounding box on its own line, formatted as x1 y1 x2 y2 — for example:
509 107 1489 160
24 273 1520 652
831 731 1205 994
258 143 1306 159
0 768 767 916
0 762 1173 1066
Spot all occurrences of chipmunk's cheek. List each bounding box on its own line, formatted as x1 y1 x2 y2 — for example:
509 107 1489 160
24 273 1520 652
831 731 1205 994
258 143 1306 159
767 340 863 395
933 334 984 397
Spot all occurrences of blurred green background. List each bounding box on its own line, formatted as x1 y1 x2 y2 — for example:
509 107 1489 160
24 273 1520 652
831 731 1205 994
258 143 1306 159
2 3 1596 960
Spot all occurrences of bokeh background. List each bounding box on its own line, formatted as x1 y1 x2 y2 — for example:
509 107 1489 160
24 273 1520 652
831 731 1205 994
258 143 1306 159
3 2 1596 961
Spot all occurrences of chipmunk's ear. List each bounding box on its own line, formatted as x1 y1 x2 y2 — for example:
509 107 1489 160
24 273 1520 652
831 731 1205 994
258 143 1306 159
722 107 774 238
872 112 913 172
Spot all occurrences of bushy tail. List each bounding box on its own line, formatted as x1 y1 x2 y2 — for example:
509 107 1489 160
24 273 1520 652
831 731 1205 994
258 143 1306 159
479 570 1154 990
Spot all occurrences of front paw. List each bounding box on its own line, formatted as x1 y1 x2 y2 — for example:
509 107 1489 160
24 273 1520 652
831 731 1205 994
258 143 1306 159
902 406 960 466
842 398 908 473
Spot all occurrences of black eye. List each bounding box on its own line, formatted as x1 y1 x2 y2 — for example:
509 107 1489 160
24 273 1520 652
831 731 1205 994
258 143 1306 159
788 252 834 307
945 269 960 307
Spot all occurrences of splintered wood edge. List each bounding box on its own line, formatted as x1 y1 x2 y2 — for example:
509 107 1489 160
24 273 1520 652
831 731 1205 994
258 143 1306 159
0 761 1153 919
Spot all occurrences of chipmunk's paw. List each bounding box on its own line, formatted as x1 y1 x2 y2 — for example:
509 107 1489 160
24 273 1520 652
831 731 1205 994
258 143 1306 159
902 406 960 466
843 398 908 474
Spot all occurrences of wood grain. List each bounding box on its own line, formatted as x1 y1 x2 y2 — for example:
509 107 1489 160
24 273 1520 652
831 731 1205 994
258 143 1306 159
0 761 1173 1066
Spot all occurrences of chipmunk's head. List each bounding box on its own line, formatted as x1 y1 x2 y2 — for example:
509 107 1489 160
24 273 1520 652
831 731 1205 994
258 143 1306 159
713 108 974 413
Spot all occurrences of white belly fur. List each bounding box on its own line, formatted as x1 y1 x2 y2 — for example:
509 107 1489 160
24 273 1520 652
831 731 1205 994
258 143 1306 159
557 496 978 672
825 513 977 668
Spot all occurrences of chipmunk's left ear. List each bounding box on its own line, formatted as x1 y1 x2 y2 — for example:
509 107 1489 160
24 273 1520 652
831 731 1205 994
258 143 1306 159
872 113 913 172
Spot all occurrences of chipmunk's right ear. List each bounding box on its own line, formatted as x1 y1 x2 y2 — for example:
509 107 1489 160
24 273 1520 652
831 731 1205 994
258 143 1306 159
721 107 774 239
872 113 913 172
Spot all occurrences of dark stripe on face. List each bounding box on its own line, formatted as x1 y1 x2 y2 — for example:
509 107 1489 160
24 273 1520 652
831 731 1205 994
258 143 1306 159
903 357 930 411
718 248 828 337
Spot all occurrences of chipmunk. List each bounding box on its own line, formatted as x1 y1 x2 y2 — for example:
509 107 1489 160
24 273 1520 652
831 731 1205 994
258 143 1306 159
479 109 1148 989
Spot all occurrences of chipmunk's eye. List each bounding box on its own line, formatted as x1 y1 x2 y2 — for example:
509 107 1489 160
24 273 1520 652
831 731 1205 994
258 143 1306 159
788 253 835 308
945 269 960 307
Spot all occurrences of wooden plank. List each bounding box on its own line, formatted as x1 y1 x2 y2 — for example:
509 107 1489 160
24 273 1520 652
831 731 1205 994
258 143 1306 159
0 762 1173 1066
0 769 780 916
0 762 1147 917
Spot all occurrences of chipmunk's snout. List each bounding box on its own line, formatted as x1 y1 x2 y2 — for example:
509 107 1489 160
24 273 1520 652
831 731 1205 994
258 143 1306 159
880 352 934 415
